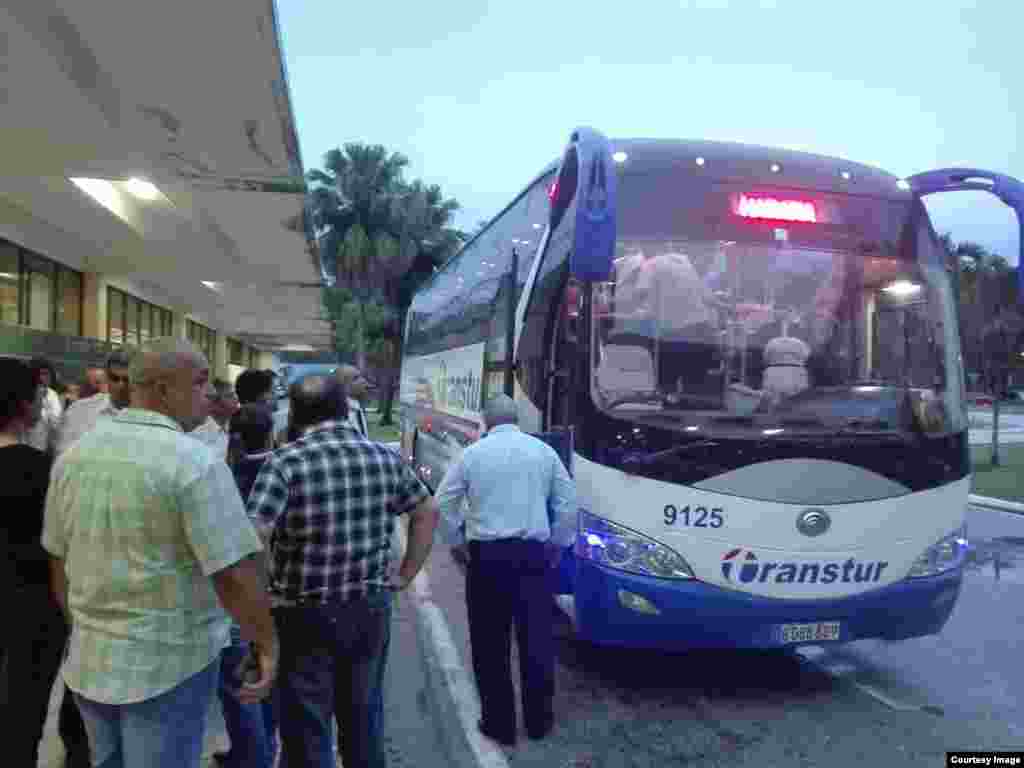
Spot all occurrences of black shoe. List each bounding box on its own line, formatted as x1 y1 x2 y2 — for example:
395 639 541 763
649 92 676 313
526 717 554 741
477 719 516 747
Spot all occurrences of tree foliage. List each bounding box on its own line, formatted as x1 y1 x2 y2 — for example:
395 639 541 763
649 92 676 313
941 233 1022 385
307 143 462 422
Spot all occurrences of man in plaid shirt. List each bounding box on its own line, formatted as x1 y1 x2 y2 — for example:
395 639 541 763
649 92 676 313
247 374 438 768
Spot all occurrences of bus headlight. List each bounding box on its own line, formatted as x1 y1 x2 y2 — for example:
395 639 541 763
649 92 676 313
576 511 695 580
906 525 968 579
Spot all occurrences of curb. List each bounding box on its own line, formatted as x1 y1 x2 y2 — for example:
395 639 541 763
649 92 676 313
969 493 1024 516
397 528 510 768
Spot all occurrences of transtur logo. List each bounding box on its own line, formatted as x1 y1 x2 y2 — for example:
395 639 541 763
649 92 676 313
721 548 759 582
721 548 889 585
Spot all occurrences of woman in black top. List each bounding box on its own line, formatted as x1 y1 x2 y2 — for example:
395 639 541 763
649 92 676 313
0 358 79 766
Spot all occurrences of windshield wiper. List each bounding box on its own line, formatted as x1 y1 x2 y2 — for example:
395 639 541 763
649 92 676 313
605 392 664 409
765 416 905 440
622 441 719 465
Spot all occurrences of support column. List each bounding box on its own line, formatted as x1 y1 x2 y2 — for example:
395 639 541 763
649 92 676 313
213 331 229 381
81 272 106 341
173 311 189 340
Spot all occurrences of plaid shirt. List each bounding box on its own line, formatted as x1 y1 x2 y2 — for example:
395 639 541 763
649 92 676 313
247 420 429 605
41 409 263 705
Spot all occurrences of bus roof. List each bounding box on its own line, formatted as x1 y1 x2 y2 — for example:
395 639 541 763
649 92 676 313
603 138 910 201
416 137 911 297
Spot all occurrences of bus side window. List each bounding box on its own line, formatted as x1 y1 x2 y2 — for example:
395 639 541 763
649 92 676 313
514 173 556 295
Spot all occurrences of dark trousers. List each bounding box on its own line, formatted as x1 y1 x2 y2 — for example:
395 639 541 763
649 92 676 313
217 626 277 768
60 681 92 766
0 585 74 766
466 539 555 741
273 590 392 768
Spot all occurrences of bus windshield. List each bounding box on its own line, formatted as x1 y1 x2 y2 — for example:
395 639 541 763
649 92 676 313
590 179 965 438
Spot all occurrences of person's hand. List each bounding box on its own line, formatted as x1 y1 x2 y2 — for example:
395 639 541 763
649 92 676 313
389 570 415 591
451 543 470 568
233 639 279 705
546 543 564 570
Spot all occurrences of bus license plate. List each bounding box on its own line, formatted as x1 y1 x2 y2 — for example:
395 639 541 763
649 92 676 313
778 622 841 644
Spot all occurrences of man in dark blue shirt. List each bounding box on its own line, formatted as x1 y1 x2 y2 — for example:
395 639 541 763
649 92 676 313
214 403 278 768
230 404 275 501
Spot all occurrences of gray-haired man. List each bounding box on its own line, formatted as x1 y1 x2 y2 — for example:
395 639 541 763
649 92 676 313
55 350 134 456
43 338 277 768
435 395 577 746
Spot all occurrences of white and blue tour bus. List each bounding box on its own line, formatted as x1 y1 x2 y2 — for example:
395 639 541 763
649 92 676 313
399 127 1024 650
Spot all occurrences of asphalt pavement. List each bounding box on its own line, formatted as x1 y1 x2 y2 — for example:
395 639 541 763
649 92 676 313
417 503 1024 768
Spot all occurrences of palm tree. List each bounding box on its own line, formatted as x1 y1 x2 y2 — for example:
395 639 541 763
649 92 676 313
946 237 990 376
307 144 409 369
306 144 461 419
375 180 462 423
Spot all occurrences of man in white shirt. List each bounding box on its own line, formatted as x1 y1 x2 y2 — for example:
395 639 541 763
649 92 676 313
46 352 133 766
23 358 63 453
190 379 238 461
435 395 577 747
55 352 133 456
80 366 108 397
335 364 371 438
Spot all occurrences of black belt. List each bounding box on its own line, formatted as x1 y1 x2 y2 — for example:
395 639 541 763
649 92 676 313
271 588 386 607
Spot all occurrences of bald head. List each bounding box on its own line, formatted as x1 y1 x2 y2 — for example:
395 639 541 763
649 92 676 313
483 394 519 431
290 374 348 434
81 367 107 398
336 365 359 388
336 364 370 400
130 338 205 386
130 337 211 431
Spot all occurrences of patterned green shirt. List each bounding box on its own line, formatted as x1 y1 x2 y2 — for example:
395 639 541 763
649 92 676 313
42 409 263 705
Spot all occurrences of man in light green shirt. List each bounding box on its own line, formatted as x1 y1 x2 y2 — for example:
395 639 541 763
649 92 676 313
42 338 279 768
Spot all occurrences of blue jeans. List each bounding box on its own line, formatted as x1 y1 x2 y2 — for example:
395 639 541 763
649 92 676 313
217 626 276 768
73 659 220 768
274 591 392 768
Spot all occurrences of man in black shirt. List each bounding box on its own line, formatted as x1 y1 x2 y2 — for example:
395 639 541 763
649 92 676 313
230 403 275 501
236 368 276 408
212 403 281 768
0 358 87 766
235 368 282 448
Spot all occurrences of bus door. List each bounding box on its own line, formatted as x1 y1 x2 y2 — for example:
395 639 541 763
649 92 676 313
529 425 576 595
532 278 583 595
908 167 1024 300
909 166 1019 403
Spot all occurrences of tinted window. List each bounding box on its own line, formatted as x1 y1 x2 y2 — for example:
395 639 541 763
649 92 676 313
23 252 55 331
406 176 551 359
516 191 576 415
0 242 19 326
108 288 124 344
56 267 82 336
512 174 554 295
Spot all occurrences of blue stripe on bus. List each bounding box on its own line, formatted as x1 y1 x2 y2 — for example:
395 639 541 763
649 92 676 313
570 558 962 650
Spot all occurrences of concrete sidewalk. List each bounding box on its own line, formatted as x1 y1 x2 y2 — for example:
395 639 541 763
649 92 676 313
37 588 453 768
969 429 1024 446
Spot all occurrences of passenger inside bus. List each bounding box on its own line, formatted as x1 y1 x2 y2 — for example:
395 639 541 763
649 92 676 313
590 216 962 435
605 248 723 400
593 236 957 429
